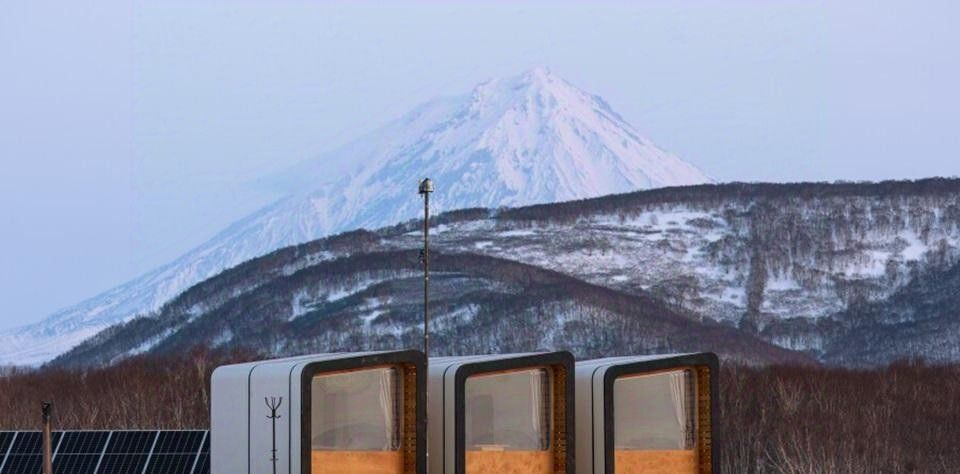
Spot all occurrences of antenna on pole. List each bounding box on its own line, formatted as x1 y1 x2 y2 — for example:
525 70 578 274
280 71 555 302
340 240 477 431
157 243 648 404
418 178 434 357
265 397 283 474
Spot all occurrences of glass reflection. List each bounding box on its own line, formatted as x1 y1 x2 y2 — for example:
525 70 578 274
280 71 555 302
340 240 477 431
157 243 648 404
310 366 404 474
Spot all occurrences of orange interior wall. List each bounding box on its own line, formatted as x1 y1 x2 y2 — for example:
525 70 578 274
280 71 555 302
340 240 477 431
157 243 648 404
465 450 553 474
614 449 697 474
311 451 402 474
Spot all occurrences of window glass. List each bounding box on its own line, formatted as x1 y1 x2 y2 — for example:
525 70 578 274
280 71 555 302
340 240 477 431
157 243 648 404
613 369 696 450
464 367 552 451
310 366 403 451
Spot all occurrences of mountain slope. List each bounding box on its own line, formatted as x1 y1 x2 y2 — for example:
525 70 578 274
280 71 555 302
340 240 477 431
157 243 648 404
0 68 710 365
54 179 960 368
824 259 960 365
55 250 808 368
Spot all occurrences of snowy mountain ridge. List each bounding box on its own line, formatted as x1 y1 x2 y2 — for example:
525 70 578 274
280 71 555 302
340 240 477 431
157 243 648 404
53 179 960 368
0 68 710 365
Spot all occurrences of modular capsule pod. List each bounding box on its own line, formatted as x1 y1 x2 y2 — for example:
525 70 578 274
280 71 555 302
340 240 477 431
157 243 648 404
211 351 426 474
427 352 575 474
575 353 718 474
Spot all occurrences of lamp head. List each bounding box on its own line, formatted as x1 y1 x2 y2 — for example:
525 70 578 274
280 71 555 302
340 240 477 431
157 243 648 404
418 178 434 194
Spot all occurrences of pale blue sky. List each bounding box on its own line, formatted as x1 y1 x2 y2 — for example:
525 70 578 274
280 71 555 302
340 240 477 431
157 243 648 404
1 0 959 328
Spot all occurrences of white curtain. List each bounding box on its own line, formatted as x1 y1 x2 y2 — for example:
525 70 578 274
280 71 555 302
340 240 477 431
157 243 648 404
667 370 694 449
378 368 398 450
529 369 549 449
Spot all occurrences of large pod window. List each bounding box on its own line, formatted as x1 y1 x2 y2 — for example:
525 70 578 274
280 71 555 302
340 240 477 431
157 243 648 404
464 367 553 473
613 368 698 473
310 366 404 474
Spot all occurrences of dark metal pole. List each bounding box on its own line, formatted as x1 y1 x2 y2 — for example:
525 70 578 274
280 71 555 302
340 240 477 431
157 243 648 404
423 191 429 357
418 178 433 357
42 402 52 474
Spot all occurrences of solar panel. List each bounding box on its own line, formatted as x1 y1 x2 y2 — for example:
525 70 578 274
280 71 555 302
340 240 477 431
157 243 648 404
143 431 206 474
0 431 208 474
52 454 100 474
97 454 149 474
0 454 41 473
192 453 209 474
57 431 109 454
0 433 14 457
152 431 204 454
7 432 62 456
8 432 41 454
144 454 196 474
104 431 157 454
192 433 209 474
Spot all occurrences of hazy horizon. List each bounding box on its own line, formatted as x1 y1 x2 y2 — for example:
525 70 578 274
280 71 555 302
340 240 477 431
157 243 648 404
2 0 960 329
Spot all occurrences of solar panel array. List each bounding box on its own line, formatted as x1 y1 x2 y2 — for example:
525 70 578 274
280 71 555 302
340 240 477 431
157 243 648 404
0 431 208 474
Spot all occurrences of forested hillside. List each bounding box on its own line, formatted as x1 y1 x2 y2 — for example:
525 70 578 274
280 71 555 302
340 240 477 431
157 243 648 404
54 178 960 367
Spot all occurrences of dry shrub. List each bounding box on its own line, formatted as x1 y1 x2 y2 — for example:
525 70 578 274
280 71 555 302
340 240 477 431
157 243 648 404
0 348 257 430
719 361 960 473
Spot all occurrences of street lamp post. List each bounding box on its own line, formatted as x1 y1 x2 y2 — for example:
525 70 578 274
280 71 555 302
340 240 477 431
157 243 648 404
418 178 434 357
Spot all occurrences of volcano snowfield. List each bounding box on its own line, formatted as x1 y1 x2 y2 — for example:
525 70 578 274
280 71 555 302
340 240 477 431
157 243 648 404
54 179 960 368
0 68 712 365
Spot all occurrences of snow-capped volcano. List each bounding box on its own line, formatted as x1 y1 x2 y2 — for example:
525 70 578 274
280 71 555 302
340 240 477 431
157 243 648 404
0 68 710 365
263 67 711 236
